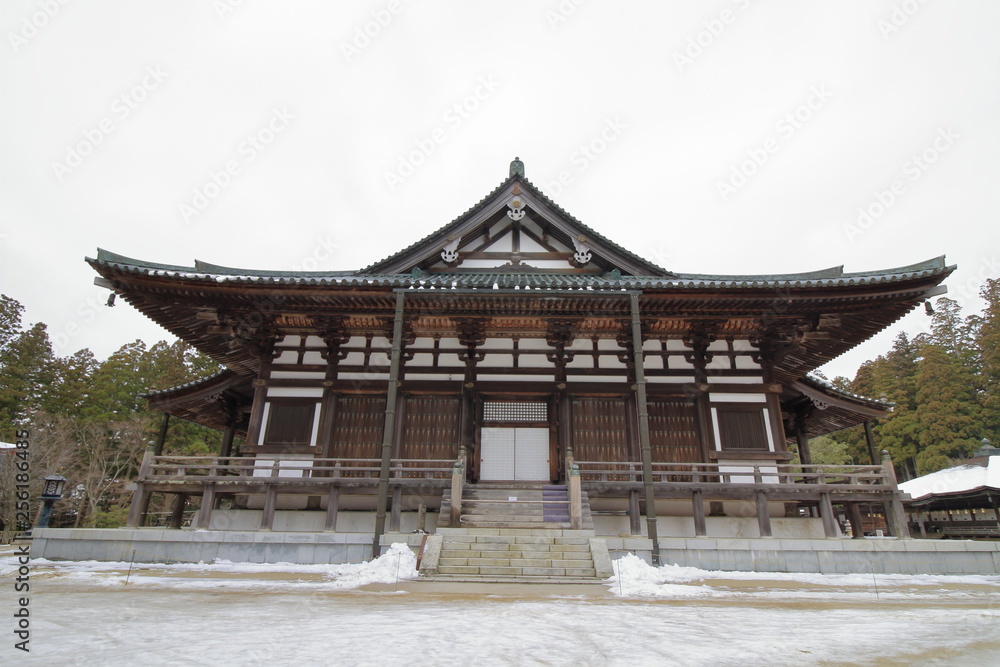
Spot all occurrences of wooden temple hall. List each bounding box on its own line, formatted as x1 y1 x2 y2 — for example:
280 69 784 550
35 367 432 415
89 158 954 565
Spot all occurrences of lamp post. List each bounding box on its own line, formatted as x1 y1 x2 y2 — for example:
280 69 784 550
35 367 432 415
36 473 67 529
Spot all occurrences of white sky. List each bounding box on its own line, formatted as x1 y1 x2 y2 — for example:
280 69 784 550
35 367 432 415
1 1 997 381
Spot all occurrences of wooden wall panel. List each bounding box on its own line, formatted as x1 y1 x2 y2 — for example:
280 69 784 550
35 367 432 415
399 395 461 477
570 397 629 463
649 398 701 463
330 396 386 474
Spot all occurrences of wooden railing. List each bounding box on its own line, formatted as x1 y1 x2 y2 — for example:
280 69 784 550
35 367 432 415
574 461 892 490
142 456 456 482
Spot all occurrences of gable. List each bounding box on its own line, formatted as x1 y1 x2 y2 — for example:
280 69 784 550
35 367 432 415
360 161 673 277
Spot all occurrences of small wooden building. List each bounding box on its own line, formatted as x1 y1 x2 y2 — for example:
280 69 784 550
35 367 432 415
90 159 952 562
901 448 1000 539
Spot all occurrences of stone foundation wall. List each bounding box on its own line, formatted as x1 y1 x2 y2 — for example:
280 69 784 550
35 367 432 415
605 536 1000 575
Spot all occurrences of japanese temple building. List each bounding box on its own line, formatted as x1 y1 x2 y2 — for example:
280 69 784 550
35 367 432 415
42 157 983 576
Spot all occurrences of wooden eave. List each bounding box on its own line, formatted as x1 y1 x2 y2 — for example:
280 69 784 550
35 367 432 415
780 378 890 440
145 370 254 434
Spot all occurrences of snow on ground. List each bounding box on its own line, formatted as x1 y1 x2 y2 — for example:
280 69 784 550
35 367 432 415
4 546 1000 666
606 552 1000 602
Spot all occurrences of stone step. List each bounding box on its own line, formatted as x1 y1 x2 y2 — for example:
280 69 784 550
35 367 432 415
459 516 593 524
458 506 583 516
419 575 602 584
439 549 594 561
436 527 597 537
460 521 580 529
439 534 593 545
438 557 598 569
438 565 597 578
462 483 568 490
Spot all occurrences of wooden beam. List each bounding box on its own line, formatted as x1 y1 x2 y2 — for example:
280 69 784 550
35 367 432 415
755 491 772 537
389 486 402 532
261 485 277 531
154 413 171 456
819 492 838 537
846 502 865 539
324 487 340 531
795 426 812 466
692 490 707 536
864 421 880 466
169 493 188 529
198 484 216 529
629 489 641 535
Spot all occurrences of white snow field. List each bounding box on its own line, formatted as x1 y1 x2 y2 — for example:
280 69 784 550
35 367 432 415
4 544 999 666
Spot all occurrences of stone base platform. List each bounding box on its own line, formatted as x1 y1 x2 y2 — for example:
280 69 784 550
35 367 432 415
28 528 420 564
608 536 1000 575
27 529 1000 576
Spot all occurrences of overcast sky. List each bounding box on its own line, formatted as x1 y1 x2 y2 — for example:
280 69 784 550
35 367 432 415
1 1 997 381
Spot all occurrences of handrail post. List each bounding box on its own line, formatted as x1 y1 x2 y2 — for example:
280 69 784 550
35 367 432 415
881 450 911 538
126 446 155 527
450 450 466 527
569 463 583 530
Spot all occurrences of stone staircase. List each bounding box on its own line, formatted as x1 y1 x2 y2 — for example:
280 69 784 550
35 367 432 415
439 483 595 530
420 484 611 582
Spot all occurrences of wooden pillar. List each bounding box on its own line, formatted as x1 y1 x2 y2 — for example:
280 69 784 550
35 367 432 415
569 465 582 529
219 417 236 459
126 484 149 527
692 490 707 537
261 485 277 531
373 292 406 558
244 354 273 448
154 413 171 456
389 486 402 532
795 427 812 466
324 486 340 531
864 421 880 466
126 447 154 527
169 493 188 529
450 452 465 527
755 491 772 537
628 490 641 535
198 485 216 529
630 293 660 564
846 502 865 539
819 492 838 537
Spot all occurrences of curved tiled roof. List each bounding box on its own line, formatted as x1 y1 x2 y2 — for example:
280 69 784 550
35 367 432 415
89 249 953 291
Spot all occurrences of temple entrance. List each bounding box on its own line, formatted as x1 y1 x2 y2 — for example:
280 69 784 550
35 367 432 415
479 400 551 481
480 427 550 481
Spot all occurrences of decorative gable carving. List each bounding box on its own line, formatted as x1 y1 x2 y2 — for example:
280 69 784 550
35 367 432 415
359 159 673 278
